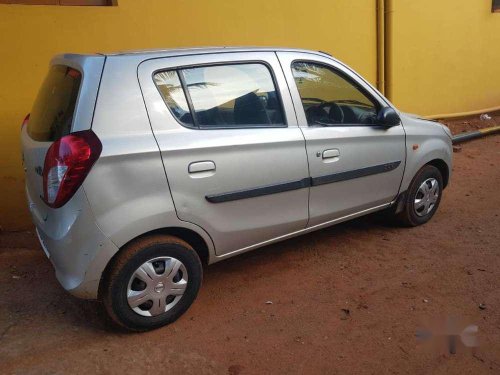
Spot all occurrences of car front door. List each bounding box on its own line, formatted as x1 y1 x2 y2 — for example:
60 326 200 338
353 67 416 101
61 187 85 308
277 52 406 227
138 52 310 256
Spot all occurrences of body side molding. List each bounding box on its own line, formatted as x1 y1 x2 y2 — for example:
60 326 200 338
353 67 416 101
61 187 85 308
311 161 401 186
206 178 311 203
206 161 402 203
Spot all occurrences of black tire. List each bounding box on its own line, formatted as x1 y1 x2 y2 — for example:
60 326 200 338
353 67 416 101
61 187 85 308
396 165 443 227
101 235 202 332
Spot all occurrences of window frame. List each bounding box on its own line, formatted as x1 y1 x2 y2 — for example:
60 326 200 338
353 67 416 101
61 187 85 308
493 0 500 13
152 60 288 130
0 0 115 5
291 59 384 128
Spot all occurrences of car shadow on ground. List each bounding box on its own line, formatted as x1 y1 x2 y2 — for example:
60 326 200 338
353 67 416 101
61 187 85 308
1 210 397 335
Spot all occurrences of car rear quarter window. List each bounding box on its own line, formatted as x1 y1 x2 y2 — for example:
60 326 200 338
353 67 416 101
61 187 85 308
28 65 82 142
153 63 285 129
154 71 193 126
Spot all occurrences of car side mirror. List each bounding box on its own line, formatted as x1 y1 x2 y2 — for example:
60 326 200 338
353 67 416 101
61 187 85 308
377 107 401 127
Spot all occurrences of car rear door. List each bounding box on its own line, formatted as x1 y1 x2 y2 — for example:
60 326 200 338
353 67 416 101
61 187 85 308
138 52 309 256
277 51 406 226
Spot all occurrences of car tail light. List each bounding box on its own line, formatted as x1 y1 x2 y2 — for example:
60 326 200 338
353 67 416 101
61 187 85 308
22 113 30 128
42 130 102 208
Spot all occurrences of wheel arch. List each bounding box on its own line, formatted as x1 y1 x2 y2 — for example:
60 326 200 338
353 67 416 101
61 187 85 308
400 135 452 193
97 226 212 300
426 158 450 189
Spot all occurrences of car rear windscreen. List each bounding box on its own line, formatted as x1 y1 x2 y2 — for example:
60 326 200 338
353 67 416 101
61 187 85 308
28 65 82 142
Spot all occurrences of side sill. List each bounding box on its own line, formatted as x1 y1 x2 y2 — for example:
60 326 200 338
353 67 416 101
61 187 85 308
210 201 393 263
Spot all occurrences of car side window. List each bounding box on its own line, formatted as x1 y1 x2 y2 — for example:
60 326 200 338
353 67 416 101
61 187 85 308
154 63 285 129
291 62 378 126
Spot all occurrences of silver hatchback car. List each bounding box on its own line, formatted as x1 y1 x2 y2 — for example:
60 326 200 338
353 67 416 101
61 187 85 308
21 47 452 331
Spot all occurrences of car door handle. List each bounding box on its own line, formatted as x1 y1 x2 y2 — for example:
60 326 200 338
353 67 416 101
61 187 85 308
322 149 340 159
188 161 216 173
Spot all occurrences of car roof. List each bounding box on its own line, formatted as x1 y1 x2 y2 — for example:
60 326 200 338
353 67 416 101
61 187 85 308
101 46 333 59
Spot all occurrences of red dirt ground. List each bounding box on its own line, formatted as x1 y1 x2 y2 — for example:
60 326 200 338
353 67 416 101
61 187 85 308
0 119 499 374
441 110 500 134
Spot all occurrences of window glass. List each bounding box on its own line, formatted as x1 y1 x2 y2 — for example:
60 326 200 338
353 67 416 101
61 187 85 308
182 64 284 128
292 62 378 126
28 65 82 142
154 70 194 126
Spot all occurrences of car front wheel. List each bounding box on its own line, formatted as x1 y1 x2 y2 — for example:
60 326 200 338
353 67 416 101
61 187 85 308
396 165 443 226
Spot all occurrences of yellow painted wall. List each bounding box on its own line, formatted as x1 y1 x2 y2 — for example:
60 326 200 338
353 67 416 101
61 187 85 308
1 0 499 230
0 0 377 230
386 0 500 117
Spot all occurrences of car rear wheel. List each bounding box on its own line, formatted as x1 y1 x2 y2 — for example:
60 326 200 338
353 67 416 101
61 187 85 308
101 235 202 332
396 165 443 227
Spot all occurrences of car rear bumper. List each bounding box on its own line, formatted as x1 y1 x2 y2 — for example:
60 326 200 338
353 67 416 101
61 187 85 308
27 185 119 299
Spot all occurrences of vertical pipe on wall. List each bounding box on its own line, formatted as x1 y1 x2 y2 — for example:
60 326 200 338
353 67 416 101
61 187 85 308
384 0 394 100
376 0 385 95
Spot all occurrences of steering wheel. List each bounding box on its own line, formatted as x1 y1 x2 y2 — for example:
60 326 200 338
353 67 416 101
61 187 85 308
319 101 345 124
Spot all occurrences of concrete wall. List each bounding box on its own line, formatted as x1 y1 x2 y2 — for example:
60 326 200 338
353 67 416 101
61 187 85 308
386 0 500 117
0 0 377 230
